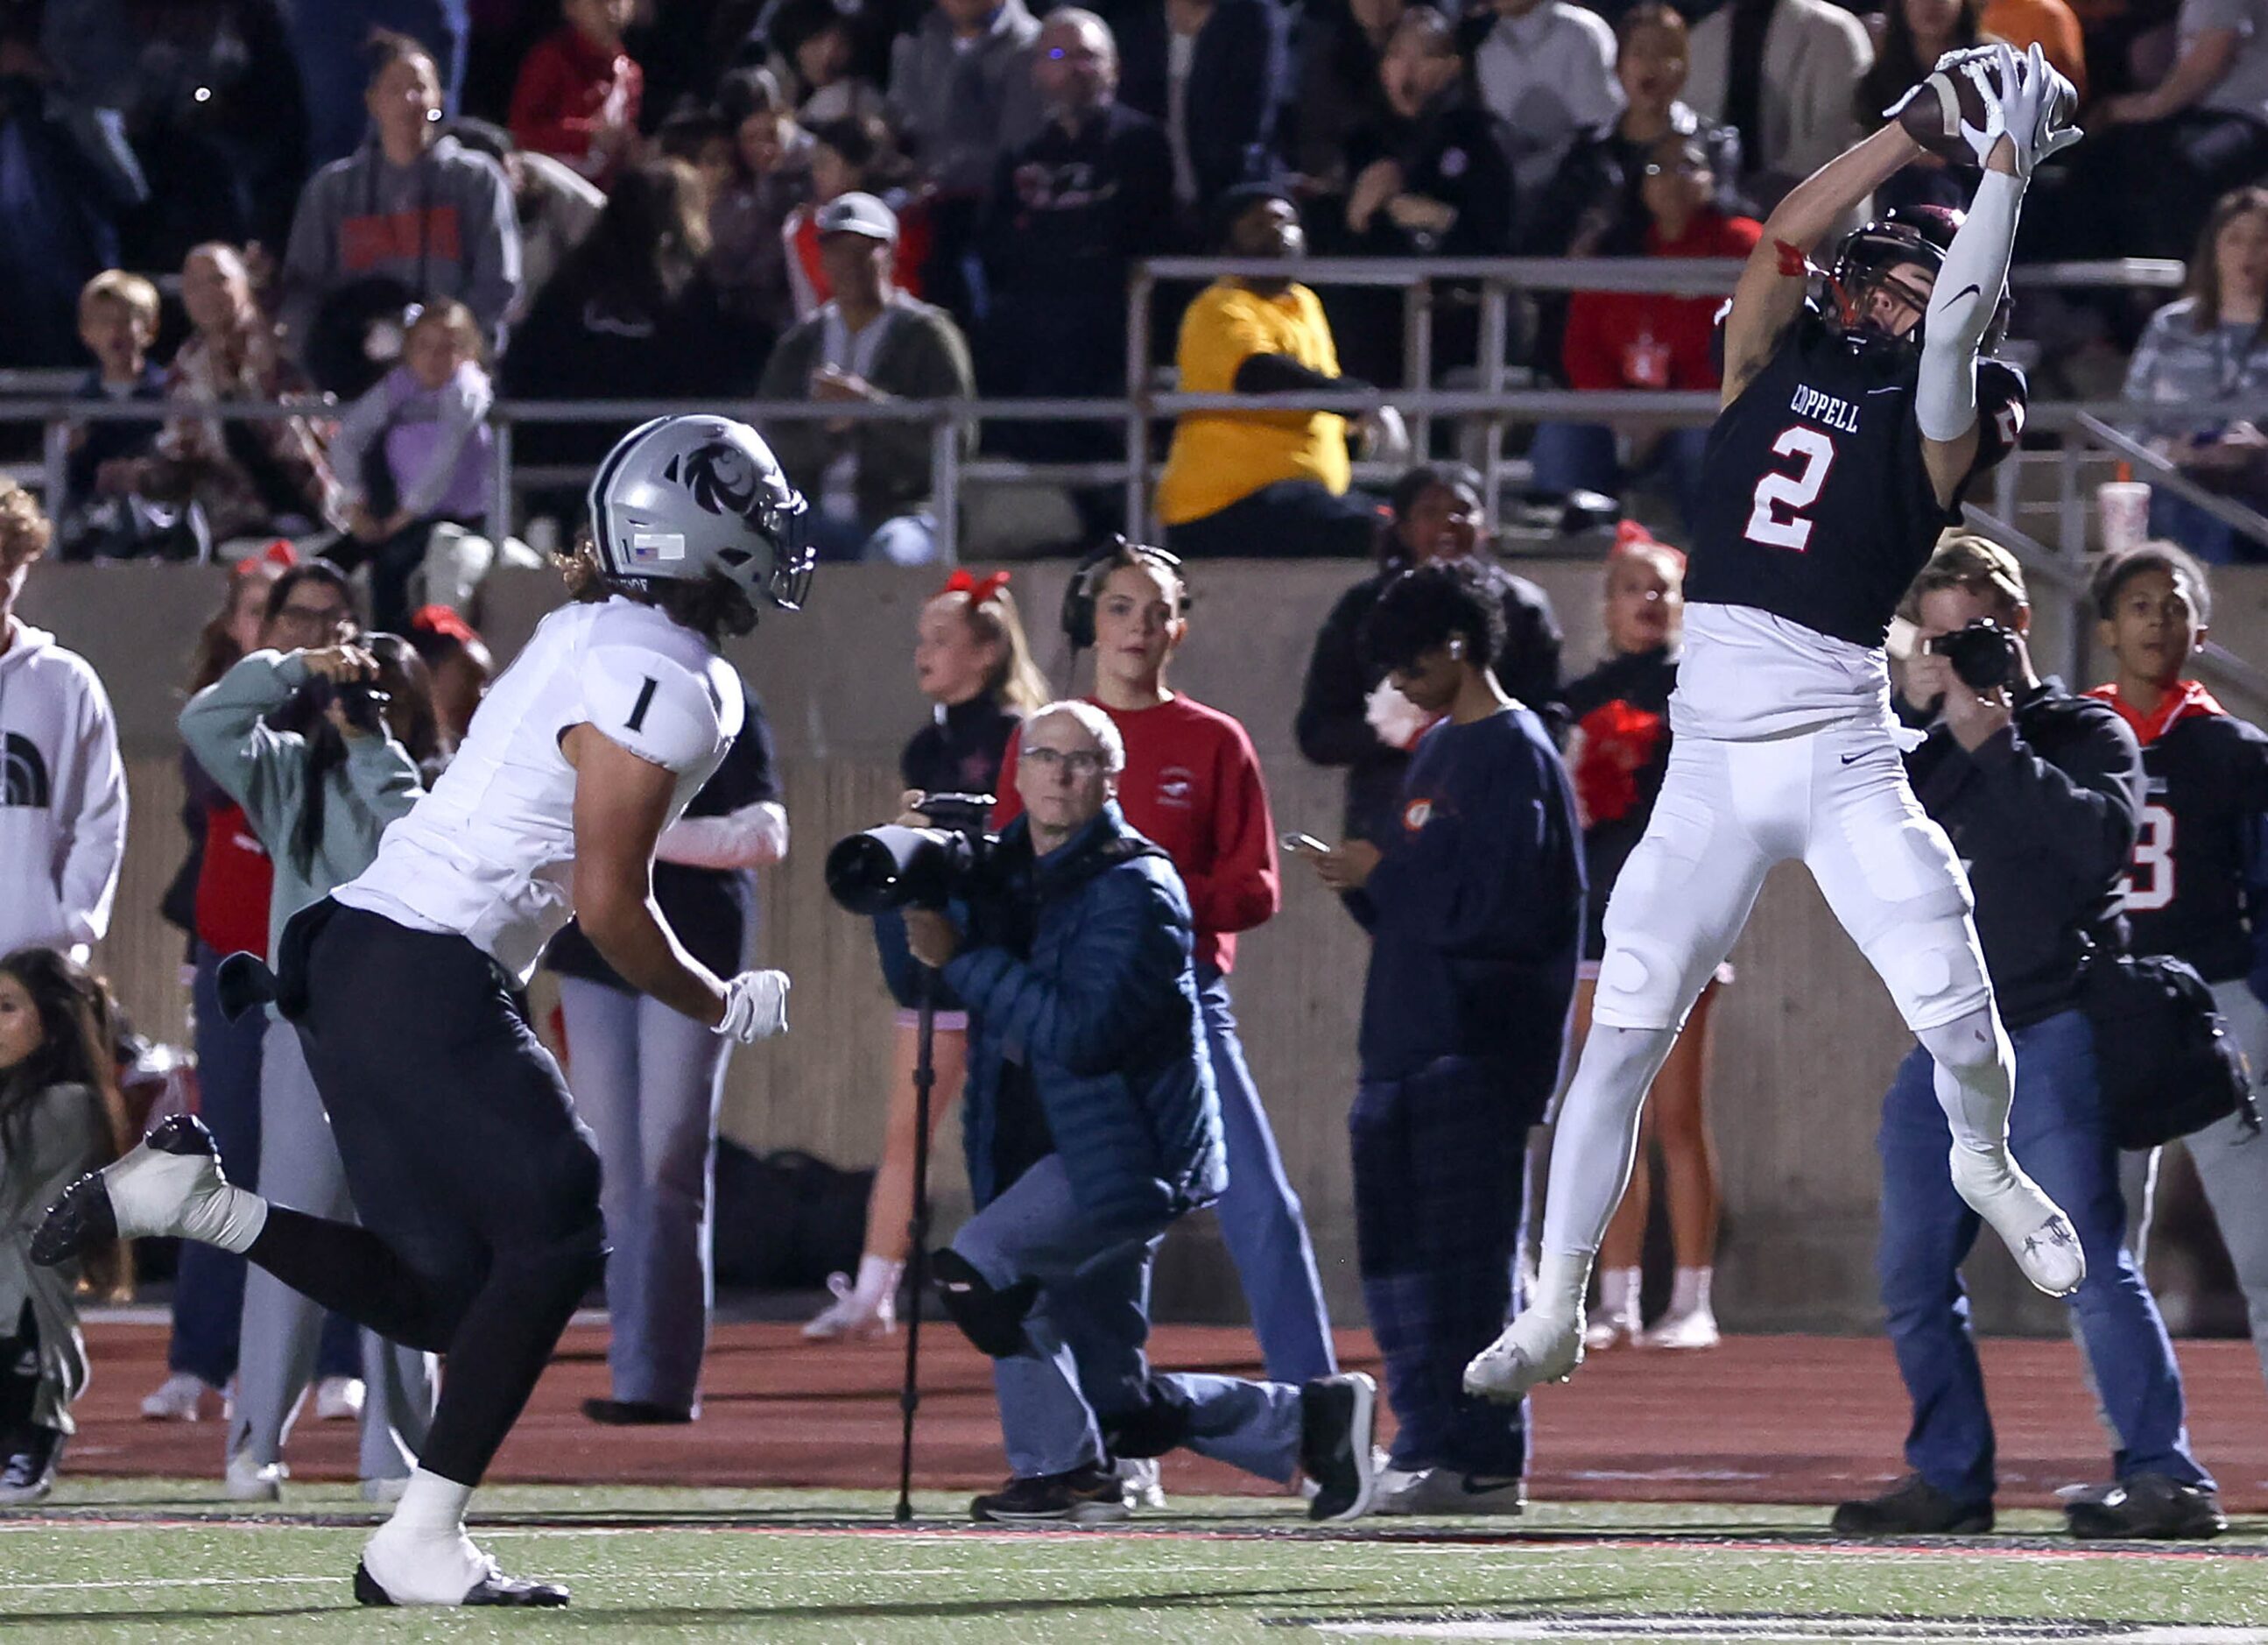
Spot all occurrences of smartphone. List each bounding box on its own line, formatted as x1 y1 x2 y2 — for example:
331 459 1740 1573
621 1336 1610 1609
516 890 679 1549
1281 832 1331 856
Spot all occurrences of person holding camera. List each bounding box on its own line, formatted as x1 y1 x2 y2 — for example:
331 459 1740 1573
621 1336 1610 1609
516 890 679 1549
996 543 1337 1392
1835 535 2222 1541
1305 562 1583 1515
2086 542 2268 1398
178 626 448 1503
40 416 811 1608
905 702 1381 1525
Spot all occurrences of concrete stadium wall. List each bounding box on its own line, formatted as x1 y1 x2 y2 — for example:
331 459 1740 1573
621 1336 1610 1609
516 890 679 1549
25 558 2268 1334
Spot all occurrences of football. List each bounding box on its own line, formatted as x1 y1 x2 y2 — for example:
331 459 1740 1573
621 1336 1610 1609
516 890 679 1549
1895 50 2080 162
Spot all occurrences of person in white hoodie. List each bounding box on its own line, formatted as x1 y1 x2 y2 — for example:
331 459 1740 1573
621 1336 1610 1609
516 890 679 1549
0 482 127 964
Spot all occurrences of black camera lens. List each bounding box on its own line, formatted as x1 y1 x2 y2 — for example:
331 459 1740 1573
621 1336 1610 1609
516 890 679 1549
1925 619 2018 693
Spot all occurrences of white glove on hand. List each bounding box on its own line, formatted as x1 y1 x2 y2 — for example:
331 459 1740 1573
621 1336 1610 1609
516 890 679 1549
1365 676 1435 751
715 970 790 1042
1958 43 2080 179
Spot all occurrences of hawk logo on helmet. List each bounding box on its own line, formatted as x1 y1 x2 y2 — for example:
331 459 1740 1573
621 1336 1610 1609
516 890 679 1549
673 441 768 522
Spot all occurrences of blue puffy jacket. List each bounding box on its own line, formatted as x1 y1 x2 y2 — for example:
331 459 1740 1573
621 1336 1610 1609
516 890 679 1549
943 802 1227 1236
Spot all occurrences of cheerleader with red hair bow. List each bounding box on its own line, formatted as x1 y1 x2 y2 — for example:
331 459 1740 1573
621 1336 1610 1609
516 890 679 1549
805 568 1049 1340
1558 524 1726 1354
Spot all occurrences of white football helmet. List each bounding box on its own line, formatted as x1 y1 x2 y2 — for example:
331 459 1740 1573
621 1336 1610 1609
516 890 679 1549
586 415 814 611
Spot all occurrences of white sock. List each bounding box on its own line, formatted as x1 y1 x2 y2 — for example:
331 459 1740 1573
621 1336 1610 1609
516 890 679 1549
851 1252 902 1304
386 1467 473 1537
1534 1251 1593 1319
1597 1266 1642 1322
1670 1267 1712 1318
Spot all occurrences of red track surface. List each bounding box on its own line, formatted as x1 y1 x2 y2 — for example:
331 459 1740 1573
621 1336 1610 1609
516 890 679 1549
62 1323 2268 1512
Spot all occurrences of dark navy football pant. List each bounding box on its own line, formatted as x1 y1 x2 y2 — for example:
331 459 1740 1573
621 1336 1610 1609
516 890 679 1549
1350 1055 1537 1478
245 903 606 1486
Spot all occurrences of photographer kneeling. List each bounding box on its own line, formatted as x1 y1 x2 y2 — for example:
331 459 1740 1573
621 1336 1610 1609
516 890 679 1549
1836 537 2222 1542
898 702 1381 1525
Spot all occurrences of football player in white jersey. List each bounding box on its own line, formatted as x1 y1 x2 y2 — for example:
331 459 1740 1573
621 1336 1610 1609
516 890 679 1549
34 415 814 1607
1465 46 2088 1407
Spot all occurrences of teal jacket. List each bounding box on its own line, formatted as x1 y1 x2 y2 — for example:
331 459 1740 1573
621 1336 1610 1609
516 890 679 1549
178 650 426 964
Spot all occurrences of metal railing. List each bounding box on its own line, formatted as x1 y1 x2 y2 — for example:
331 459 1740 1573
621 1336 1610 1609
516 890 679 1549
0 254 2206 561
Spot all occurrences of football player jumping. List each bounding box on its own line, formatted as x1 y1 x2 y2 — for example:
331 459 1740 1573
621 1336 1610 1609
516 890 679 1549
36 416 813 1606
1470 45 2085 1403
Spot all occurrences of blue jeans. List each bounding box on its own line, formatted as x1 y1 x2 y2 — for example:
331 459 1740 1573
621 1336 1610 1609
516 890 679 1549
952 1154 1305 1481
1876 1008 2212 1503
1525 422 1711 534
1197 967 1336 1384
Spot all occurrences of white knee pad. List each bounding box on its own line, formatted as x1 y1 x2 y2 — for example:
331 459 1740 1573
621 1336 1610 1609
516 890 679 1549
1862 908 1992 1035
1591 937 1695 1033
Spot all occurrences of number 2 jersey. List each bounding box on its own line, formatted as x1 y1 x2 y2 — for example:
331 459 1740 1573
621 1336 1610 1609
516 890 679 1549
1675 300 2028 740
336 595 743 984
2087 678 2268 982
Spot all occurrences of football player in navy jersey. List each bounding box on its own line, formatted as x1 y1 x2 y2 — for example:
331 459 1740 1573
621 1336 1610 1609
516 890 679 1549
2088 542 2268 1397
33 417 814 1608
1469 44 2088 1404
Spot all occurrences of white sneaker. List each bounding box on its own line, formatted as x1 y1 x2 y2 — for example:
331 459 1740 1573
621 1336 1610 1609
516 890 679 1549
224 1449 285 1502
141 1372 209 1423
1583 1312 1639 1352
1116 1456 1167 1510
315 1377 366 1422
1374 1465 1528 1516
801 1271 897 1340
1949 1146 2086 1297
1638 1306 1722 1351
34 1116 259 1264
1465 1310 1583 1403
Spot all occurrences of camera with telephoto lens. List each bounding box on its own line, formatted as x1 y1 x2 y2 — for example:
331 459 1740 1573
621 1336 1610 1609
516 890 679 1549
825 793 998 914
1926 618 2020 692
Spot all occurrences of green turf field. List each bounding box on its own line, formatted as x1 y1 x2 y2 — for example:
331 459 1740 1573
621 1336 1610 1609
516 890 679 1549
1 1484 2264 1642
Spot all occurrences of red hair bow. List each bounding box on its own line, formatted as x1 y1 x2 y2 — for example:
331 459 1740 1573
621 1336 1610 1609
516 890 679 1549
232 539 299 577
412 604 481 646
939 568 1011 604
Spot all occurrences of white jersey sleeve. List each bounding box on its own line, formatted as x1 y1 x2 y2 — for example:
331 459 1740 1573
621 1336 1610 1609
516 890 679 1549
582 646 732 775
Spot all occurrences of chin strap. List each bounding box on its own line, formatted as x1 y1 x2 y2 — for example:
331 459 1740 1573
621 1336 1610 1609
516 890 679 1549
1916 168 2023 443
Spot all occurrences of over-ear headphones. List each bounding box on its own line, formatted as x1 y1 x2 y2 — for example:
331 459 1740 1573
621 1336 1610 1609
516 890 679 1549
1059 536 1187 651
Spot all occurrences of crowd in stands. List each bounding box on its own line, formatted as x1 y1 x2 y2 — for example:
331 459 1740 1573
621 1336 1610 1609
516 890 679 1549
4 0 2265 567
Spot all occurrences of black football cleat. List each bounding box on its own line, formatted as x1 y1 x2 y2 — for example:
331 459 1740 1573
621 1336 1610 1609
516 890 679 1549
32 1115 226 1267
354 1558 571 1607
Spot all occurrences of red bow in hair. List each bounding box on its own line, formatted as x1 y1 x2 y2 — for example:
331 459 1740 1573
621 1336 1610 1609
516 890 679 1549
1610 519 1687 575
412 604 480 646
939 568 1011 604
233 540 299 577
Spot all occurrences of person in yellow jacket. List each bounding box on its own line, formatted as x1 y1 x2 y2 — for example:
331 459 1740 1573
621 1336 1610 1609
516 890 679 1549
1154 185 1408 556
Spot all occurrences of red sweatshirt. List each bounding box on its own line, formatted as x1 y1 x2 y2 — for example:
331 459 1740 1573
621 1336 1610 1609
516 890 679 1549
995 695 1279 976
510 26 644 188
1561 210 1761 392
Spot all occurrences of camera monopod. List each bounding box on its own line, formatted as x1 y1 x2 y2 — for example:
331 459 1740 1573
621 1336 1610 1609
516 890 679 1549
895 961 940 1524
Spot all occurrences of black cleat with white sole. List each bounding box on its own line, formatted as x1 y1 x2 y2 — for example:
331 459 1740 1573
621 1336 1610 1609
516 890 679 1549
32 1115 222 1267
1300 1373 1380 1522
354 1559 571 1607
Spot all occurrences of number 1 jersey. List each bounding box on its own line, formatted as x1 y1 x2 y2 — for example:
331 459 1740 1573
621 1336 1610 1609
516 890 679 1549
337 595 742 984
2088 678 2268 982
1673 302 2027 740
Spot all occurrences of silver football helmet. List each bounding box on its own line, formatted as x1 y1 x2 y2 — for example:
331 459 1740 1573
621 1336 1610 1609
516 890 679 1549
586 415 814 611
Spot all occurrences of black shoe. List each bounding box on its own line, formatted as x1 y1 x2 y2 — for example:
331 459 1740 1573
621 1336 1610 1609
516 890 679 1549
354 1558 571 1606
581 1398 694 1426
0 1425 65 1505
2065 1474 2227 1541
32 1114 222 1267
969 1465 1130 1525
1831 1474 1993 1536
1299 1373 1380 1523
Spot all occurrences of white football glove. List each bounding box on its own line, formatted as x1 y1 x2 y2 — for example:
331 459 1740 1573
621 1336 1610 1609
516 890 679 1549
715 970 790 1042
1958 42 2080 179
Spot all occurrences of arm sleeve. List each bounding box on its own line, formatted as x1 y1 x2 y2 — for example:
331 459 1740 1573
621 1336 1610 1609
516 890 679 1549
176 649 310 822
581 646 726 774
657 801 791 868
1294 588 1385 768
340 730 426 830
60 669 129 948
1966 710 2143 886
1917 167 2023 443
396 371 493 519
942 867 1194 1076
1182 724 1280 935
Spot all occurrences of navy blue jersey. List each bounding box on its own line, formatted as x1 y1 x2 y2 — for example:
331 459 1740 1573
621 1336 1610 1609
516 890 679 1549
2092 681 2268 983
1685 302 2027 648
